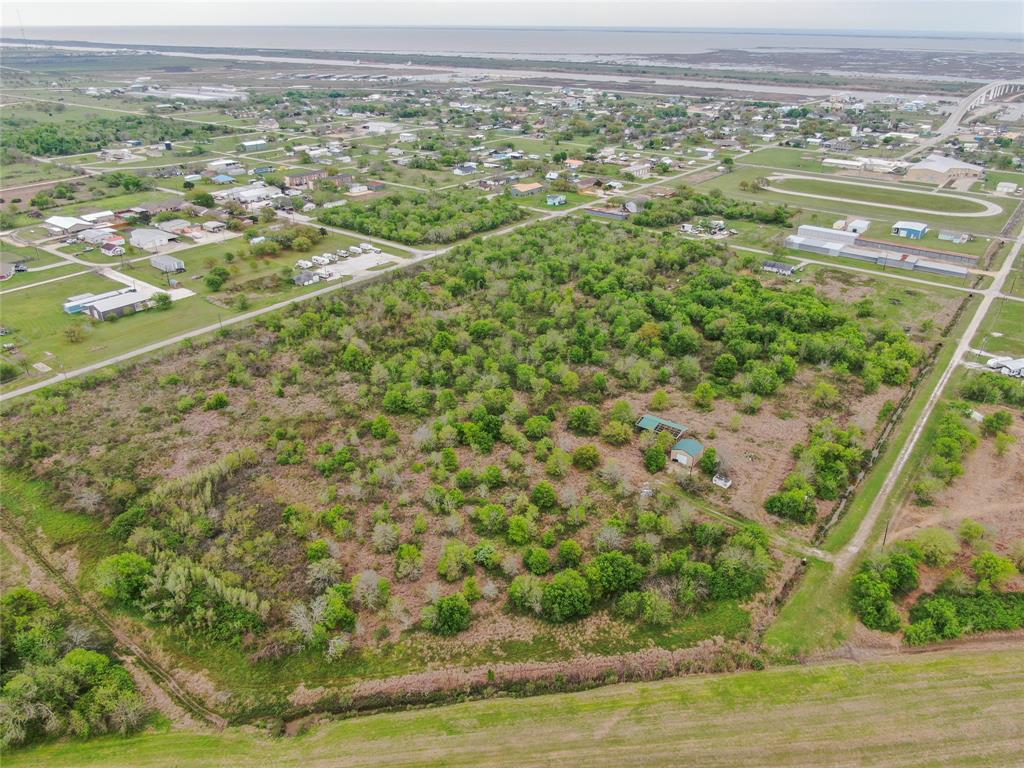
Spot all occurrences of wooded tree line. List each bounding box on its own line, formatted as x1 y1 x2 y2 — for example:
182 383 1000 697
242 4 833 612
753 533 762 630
1 114 228 157
318 190 528 244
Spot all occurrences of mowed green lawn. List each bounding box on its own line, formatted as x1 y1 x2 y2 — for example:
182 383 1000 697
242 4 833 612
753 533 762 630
0 272 228 380
8 648 1024 768
973 298 1024 358
772 177 990 214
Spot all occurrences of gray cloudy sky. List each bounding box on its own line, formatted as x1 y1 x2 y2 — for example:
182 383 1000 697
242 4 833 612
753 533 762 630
3 0 1021 35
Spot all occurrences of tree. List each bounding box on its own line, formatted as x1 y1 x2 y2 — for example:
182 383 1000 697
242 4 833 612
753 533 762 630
423 593 471 635
541 569 592 622
585 551 644 598
644 445 666 473
850 570 900 632
712 353 738 380
151 293 172 311
63 324 87 343
698 446 719 476
190 192 215 208
94 553 152 605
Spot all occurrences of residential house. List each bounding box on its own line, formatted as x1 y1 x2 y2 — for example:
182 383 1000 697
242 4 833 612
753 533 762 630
510 182 543 197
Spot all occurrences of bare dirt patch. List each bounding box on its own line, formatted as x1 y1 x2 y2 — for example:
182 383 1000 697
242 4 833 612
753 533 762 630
892 407 1024 552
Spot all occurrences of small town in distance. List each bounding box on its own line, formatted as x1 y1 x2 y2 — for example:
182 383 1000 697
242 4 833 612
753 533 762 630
0 7 1023 767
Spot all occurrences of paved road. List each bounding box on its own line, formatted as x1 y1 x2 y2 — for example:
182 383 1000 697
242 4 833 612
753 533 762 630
900 79 1024 161
833 214 1024 572
0 165 713 402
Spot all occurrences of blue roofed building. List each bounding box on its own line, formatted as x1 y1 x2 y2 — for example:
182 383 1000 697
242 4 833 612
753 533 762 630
670 438 705 467
891 221 928 239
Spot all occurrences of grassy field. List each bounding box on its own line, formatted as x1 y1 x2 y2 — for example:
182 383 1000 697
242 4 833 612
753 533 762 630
0 160 78 188
8 647 1024 768
738 147 843 174
771 176 992 215
972 298 1024 358
0 273 228 382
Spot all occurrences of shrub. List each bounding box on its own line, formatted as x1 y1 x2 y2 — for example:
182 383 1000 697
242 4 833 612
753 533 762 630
306 539 330 562
203 392 229 410
616 589 673 626
572 444 601 470
438 540 473 581
522 546 552 575
530 482 557 510
959 518 987 546
541 569 592 622
558 539 583 568
508 574 543 614
395 543 423 581
523 415 551 439
567 405 601 435
371 521 401 553
913 528 959 567
971 551 1017 588
506 514 535 545
981 410 1012 436
422 593 471 636
601 421 633 446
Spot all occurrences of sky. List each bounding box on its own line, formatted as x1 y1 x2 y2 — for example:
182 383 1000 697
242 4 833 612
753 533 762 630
2 0 1021 36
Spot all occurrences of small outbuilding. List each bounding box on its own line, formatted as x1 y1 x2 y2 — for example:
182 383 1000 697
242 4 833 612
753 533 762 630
891 221 929 240
670 438 705 467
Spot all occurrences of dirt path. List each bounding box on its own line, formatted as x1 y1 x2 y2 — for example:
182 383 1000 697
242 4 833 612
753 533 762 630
833 224 1024 575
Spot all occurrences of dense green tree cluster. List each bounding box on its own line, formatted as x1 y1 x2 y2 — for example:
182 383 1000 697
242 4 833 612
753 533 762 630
631 186 793 228
959 371 1024 410
319 190 528 244
764 418 865 523
0 588 145 749
1 114 227 157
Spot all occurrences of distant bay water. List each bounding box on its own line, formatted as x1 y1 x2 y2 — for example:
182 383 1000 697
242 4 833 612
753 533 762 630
7 26 1023 57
